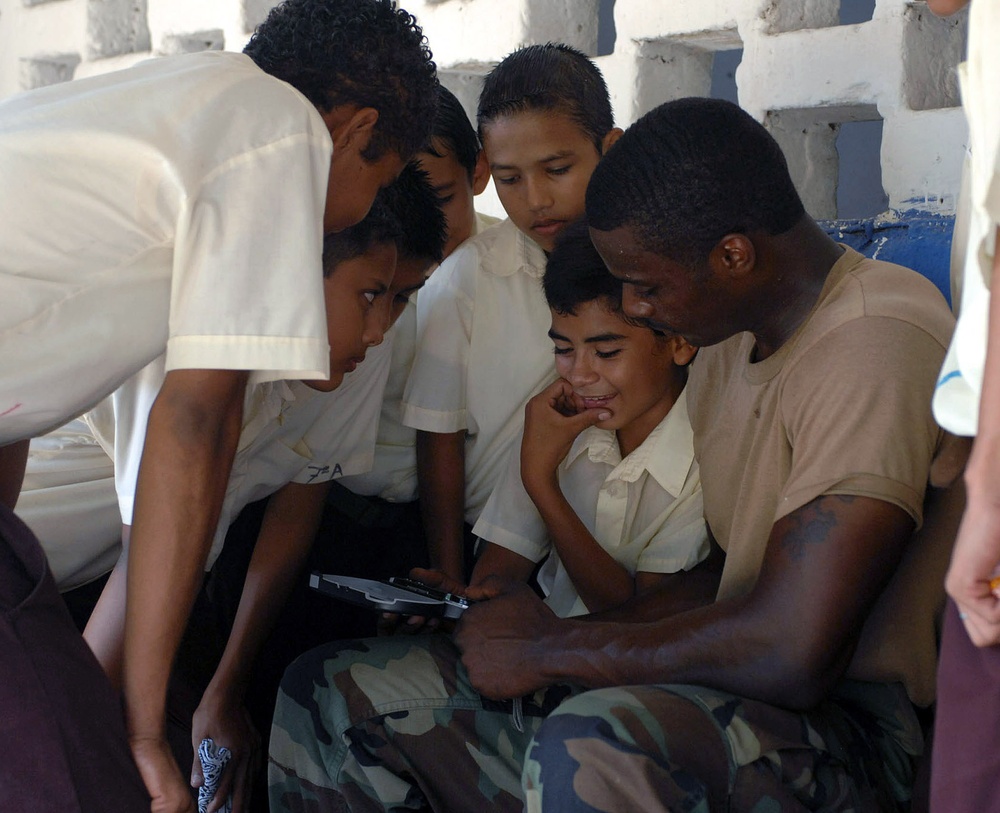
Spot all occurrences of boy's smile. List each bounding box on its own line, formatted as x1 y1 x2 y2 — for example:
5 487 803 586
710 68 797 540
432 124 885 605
549 300 695 456
482 109 602 253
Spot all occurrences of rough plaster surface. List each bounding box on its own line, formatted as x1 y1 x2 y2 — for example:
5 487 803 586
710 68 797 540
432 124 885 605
19 51 81 89
86 0 151 59
158 28 224 56
0 0 971 219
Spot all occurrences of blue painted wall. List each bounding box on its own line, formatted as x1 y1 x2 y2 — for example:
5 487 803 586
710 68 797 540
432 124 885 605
822 211 955 308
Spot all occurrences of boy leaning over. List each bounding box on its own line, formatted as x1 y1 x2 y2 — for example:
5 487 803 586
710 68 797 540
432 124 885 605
0 2 437 809
330 86 495 577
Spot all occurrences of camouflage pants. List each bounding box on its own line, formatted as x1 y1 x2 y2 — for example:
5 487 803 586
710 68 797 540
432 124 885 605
268 634 924 813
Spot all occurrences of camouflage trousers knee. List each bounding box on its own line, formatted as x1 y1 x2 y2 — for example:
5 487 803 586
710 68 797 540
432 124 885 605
523 680 924 813
268 634 923 813
268 633 572 813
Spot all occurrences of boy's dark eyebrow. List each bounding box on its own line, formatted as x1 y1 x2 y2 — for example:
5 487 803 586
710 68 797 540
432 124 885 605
582 332 627 344
490 150 577 172
548 328 626 344
396 280 427 297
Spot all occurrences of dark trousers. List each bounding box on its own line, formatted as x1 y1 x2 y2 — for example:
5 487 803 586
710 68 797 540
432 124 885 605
0 503 148 813
930 599 1000 812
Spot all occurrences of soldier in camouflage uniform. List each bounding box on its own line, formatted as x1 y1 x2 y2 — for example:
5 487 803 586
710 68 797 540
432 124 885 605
269 98 959 812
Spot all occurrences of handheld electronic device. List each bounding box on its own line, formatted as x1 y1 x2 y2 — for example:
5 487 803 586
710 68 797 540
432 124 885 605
308 572 472 619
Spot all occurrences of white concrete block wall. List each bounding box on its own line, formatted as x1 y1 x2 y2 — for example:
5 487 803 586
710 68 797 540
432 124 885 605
0 0 970 220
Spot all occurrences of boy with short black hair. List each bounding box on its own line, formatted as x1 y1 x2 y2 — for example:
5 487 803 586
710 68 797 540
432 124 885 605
467 221 708 618
404 44 621 583
85 165 446 812
416 85 492 257
319 90 497 637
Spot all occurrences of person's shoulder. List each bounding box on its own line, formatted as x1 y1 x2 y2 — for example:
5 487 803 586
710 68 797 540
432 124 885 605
429 218 516 286
183 52 321 120
816 248 954 344
469 217 517 255
474 210 502 234
474 218 545 279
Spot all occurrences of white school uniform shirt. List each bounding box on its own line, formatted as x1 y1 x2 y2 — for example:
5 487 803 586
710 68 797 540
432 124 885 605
336 302 420 502
933 0 1000 436
402 218 556 523
18 407 120 591
93 337 392 569
473 387 709 618
340 211 500 502
0 51 331 443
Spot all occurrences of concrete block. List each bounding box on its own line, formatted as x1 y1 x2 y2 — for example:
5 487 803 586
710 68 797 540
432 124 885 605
630 39 713 118
158 28 224 55
614 0 740 41
739 21 900 120
757 0 839 34
413 0 598 67
241 0 275 34
18 52 82 89
86 0 151 59
439 67 488 127
766 109 841 220
882 106 968 212
522 0 599 53
901 2 967 110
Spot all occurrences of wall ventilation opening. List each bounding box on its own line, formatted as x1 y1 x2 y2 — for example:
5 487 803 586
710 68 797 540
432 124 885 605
766 105 884 221
839 0 876 26
836 118 888 219
597 0 616 56
710 49 742 105
763 0 876 33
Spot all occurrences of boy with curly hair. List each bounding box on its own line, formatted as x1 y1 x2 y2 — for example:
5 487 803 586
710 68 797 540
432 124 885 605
0 1 436 810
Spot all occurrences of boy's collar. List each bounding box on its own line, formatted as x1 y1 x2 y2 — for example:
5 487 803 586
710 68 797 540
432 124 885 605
568 387 695 497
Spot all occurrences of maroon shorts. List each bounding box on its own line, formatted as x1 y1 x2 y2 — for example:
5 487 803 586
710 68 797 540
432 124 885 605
0 503 148 812
931 599 1000 812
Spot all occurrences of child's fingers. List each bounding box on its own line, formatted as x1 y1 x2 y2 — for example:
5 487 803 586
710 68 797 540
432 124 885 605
207 759 236 813
569 406 610 427
409 567 467 595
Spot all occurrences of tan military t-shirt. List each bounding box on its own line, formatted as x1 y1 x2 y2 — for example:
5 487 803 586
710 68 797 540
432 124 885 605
688 247 955 707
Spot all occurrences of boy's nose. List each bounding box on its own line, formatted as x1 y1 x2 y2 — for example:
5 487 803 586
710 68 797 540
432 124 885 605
568 357 598 385
364 304 391 347
525 178 553 212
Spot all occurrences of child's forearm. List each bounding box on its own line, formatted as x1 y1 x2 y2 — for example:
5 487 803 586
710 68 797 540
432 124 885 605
416 429 468 581
82 538 129 688
469 541 536 589
123 368 246 746
527 479 634 613
207 481 328 700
